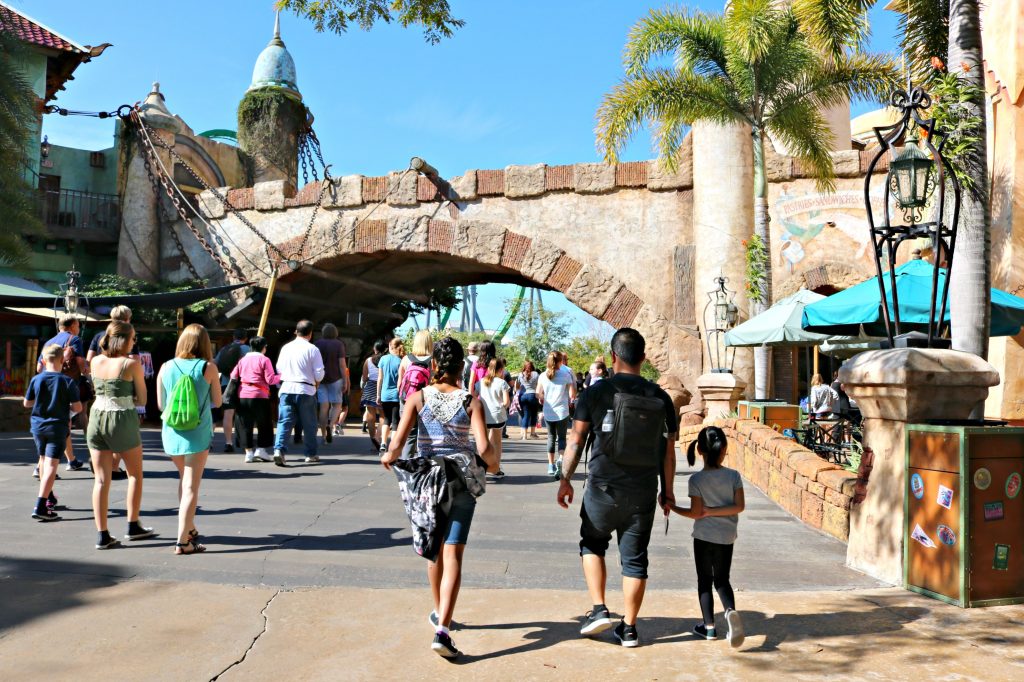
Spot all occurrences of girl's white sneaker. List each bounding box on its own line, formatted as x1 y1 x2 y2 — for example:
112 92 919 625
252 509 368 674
726 609 744 648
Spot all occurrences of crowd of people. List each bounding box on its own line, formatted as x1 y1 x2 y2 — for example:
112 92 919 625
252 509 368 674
23 315 747 658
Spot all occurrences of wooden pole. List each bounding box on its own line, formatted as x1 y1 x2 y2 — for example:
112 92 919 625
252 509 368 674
176 308 184 334
813 344 820 377
257 267 280 337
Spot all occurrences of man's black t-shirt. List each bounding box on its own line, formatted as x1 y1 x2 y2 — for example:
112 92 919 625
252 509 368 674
573 373 677 493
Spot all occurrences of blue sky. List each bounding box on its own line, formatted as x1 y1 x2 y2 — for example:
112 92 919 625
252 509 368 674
22 0 903 337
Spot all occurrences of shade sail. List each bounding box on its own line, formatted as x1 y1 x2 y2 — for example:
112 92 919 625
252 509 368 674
0 282 250 309
802 259 1024 337
725 289 858 347
4 307 108 322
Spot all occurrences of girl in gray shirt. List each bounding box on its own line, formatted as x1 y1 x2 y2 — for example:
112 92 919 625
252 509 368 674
672 426 746 648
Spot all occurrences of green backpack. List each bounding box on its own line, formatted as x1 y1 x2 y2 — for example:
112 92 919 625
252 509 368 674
162 361 204 430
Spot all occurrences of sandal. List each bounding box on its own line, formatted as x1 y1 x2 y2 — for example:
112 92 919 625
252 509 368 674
174 540 207 555
189 528 200 541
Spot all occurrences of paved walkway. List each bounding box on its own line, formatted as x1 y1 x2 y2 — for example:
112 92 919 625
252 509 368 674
2 427 1021 680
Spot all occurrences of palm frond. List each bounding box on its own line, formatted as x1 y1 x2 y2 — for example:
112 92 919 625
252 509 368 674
596 69 745 168
892 0 949 83
725 0 789 65
623 8 729 80
768 102 837 193
767 52 900 119
792 0 876 62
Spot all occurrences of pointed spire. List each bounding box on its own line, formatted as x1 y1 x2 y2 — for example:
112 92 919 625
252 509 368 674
270 10 285 47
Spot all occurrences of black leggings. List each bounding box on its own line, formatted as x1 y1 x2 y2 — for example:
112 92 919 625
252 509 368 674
694 538 736 625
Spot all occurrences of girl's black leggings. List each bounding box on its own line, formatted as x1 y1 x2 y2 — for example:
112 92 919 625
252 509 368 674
694 537 736 625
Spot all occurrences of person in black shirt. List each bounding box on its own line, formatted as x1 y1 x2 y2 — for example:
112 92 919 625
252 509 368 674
557 328 677 648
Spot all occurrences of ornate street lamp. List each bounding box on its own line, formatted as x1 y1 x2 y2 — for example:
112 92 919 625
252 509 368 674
704 275 739 373
863 86 960 348
62 268 81 315
40 135 50 159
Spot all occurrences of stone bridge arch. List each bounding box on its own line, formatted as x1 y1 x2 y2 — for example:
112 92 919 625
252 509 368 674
173 160 703 391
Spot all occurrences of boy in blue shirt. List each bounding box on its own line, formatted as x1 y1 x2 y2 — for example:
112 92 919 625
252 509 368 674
24 344 82 521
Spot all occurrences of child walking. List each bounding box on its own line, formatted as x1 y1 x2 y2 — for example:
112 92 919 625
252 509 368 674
671 426 746 648
24 344 82 521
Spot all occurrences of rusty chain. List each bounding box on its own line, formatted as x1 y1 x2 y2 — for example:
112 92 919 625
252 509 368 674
131 111 241 280
133 115 287 263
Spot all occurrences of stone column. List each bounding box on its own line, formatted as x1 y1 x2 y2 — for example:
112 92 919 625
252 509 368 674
840 349 999 585
698 372 747 423
692 121 754 394
117 129 169 282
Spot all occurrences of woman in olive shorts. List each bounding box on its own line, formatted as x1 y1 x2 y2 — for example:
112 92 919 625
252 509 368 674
87 321 154 549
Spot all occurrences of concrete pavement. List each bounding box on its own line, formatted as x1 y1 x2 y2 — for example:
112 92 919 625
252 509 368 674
2 427 1021 680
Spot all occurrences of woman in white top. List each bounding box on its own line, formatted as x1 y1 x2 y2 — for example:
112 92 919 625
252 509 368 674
537 351 576 478
516 360 540 440
478 357 511 479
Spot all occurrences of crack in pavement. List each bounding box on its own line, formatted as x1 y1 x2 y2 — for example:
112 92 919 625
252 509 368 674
257 469 391 583
209 589 281 681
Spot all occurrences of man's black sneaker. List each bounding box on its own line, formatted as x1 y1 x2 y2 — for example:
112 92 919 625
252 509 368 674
693 623 716 640
111 468 128 481
325 431 333 444
431 632 460 659
32 510 61 522
613 620 639 648
67 459 87 472
223 444 235 454
580 606 614 636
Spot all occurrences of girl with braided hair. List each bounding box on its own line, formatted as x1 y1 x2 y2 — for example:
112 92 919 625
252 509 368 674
381 336 497 659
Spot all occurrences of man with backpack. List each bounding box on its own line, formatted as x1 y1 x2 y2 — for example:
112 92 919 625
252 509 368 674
556 328 677 649
214 329 250 453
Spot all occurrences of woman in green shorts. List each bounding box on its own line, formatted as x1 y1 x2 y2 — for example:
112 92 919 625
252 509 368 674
87 320 153 549
157 324 221 555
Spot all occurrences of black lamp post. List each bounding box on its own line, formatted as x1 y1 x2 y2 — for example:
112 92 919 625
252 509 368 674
704 275 739 373
40 135 50 159
863 86 961 349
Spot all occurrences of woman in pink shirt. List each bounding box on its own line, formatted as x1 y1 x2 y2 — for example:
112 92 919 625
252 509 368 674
230 336 280 463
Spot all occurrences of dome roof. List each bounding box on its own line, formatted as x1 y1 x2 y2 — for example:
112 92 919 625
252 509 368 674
248 13 301 99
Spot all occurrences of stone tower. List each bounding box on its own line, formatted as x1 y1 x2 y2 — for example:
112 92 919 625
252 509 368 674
237 12 306 190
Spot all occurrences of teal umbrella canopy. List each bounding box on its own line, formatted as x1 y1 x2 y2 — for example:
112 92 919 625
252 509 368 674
802 259 1024 337
725 290 855 347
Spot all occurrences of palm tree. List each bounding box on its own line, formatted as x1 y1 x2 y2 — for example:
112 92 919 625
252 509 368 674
944 0 989 364
596 1 897 398
0 23 43 267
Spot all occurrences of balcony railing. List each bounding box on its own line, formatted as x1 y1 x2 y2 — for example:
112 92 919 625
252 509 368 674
38 189 120 232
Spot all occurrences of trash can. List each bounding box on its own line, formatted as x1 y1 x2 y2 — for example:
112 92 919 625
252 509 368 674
738 400 802 432
905 424 1024 607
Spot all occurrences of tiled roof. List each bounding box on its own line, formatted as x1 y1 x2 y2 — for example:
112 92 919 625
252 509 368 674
0 2 85 53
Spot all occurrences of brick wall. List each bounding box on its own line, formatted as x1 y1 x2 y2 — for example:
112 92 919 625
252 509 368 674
680 418 857 542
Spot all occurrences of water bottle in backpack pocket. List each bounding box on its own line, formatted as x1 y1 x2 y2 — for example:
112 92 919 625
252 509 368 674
600 383 666 468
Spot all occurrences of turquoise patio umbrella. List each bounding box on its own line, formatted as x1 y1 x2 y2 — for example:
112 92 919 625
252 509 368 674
725 290 857 347
802 259 1024 337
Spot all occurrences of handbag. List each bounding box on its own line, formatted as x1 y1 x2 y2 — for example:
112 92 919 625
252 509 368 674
222 377 240 410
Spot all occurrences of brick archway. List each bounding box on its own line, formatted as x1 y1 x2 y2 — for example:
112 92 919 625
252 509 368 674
775 260 866 298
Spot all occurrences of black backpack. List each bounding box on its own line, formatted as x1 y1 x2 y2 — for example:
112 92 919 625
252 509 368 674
215 343 244 377
598 380 667 468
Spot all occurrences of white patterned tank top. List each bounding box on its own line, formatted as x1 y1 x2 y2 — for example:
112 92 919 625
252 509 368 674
417 386 472 457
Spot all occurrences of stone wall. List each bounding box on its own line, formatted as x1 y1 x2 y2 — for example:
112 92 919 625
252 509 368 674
680 418 857 542
0 396 30 433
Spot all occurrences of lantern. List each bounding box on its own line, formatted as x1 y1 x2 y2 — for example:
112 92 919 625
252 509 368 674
704 275 739 373
863 87 961 348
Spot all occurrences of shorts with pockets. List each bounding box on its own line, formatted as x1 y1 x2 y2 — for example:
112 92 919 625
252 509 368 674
33 431 67 459
579 483 657 579
317 379 343 404
444 490 477 545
